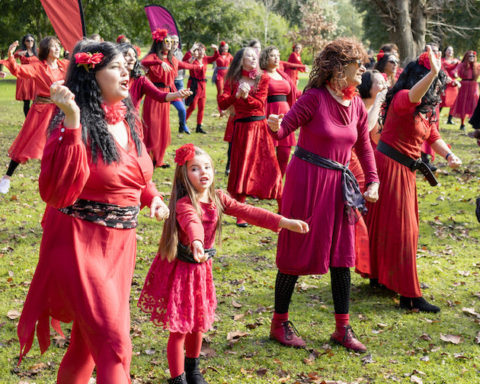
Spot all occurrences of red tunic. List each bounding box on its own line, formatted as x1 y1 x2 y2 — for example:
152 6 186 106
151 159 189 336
17 122 159 376
183 50 219 99
451 62 480 119
266 70 298 147
365 90 441 297
141 54 197 166
14 53 39 100
4 56 68 163
218 73 283 199
273 87 378 275
214 52 233 97
128 75 167 111
138 190 281 333
283 52 306 84
440 58 460 108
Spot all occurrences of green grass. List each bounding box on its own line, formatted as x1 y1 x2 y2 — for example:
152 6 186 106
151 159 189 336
1 73 479 384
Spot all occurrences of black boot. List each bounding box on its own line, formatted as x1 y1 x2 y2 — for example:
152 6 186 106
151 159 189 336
196 124 207 134
460 124 465 131
400 296 440 313
446 114 453 125
168 372 188 384
185 357 208 384
475 197 480 223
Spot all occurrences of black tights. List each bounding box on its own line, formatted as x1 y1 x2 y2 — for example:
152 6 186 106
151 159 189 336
274 267 350 315
23 100 31 117
6 160 20 177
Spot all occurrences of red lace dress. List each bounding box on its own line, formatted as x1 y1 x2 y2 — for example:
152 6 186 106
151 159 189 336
218 73 283 199
138 191 281 333
365 90 441 297
3 56 68 163
14 53 39 100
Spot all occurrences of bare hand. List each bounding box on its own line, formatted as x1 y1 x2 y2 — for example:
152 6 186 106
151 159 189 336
176 89 193 99
426 45 441 75
161 62 172 72
235 82 250 99
16 50 27 57
150 196 170 221
279 218 309 234
267 113 284 132
191 240 206 262
0 71 6 79
211 44 218 51
8 41 19 57
50 80 80 125
447 153 462 169
364 182 379 203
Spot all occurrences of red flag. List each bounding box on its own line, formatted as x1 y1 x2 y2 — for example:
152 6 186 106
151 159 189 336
144 5 181 47
40 0 86 52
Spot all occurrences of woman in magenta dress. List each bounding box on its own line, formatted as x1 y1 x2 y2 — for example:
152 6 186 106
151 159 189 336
260 45 299 177
440 46 460 125
0 37 68 195
451 50 480 130
218 47 283 225
365 47 462 313
267 38 379 352
14 34 39 117
17 41 169 383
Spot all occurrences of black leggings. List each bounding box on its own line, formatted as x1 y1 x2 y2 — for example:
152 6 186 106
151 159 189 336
23 100 31 117
6 160 20 177
274 267 351 315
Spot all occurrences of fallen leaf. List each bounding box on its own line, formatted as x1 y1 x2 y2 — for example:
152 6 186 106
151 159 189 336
474 331 480 344
440 334 462 344
7 309 21 319
361 353 374 365
226 330 248 342
419 333 432 341
256 368 268 376
462 307 480 319
410 375 423 384
231 300 242 308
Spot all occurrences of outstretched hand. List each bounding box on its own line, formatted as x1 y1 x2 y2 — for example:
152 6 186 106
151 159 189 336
279 218 309 234
8 41 19 57
267 113 284 132
150 196 170 221
191 240 207 263
176 88 193 99
447 153 462 169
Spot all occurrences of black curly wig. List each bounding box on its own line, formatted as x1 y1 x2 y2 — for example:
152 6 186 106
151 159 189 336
117 43 142 79
50 41 141 164
383 60 447 123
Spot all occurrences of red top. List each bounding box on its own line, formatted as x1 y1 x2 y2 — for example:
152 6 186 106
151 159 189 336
15 53 40 65
380 90 441 159
217 73 269 119
283 52 306 84
141 54 198 91
457 62 479 81
4 56 68 97
441 58 459 80
129 75 167 111
279 60 305 73
215 52 233 69
182 50 219 80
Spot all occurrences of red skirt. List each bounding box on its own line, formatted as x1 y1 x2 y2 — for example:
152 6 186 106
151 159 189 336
223 114 235 142
16 77 36 101
440 84 459 108
451 80 479 118
227 119 282 199
365 151 421 297
8 102 57 163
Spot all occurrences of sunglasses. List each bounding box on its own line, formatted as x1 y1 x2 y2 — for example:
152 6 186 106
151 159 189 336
349 59 363 67
164 38 172 44
388 60 398 64
25 39 34 42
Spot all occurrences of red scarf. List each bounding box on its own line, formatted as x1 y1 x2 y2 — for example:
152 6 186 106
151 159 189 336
101 102 127 125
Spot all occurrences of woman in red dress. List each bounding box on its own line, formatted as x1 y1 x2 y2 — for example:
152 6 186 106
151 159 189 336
0 37 68 195
267 38 379 352
440 46 460 125
15 34 39 117
450 50 480 130
218 47 283 226
365 47 462 312
17 41 169 383
141 29 199 167
260 46 299 177
284 43 306 86
183 42 219 133
213 41 233 112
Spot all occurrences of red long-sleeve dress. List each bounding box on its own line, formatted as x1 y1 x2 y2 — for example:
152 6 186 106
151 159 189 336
14 53 39 101
284 52 306 85
214 52 233 98
129 75 167 111
218 73 283 199
365 90 441 297
183 50 219 125
141 54 197 166
272 87 378 275
138 190 282 334
3 56 68 163
451 62 479 119
440 58 460 108
17 122 159 377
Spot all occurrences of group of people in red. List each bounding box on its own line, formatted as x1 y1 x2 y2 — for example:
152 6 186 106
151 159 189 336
0 25 467 384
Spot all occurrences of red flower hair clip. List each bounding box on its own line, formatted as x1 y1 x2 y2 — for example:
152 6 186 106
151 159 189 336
134 45 141 57
75 52 104 71
376 50 384 62
418 52 431 70
220 41 226 47
175 143 196 166
116 35 126 43
152 28 168 42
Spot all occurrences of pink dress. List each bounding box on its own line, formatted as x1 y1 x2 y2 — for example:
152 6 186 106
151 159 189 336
451 62 479 119
138 191 282 334
273 87 378 275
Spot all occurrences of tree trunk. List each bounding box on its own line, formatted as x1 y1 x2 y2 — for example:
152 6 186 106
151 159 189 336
410 0 427 56
390 0 416 64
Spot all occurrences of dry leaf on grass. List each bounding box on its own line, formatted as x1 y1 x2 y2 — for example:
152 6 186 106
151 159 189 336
7 309 21 319
440 334 462 344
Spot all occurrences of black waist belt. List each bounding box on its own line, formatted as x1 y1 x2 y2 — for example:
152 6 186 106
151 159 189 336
176 243 216 264
153 82 170 90
377 140 438 186
234 115 266 123
267 95 288 103
217 66 228 70
189 77 207 82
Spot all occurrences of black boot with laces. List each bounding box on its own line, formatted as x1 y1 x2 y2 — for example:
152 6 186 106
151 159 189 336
185 357 208 384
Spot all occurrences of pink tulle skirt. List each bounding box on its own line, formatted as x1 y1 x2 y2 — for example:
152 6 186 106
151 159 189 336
138 254 216 334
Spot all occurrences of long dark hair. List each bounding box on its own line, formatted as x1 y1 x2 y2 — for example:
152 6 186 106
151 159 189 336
383 60 446 123
20 34 37 57
50 41 141 164
147 39 173 64
38 36 60 61
118 43 142 79
357 69 380 99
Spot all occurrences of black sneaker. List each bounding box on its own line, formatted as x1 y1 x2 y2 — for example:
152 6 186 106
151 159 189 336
196 124 207 134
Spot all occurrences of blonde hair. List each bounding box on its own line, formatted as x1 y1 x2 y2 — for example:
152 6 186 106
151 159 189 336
159 146 224 262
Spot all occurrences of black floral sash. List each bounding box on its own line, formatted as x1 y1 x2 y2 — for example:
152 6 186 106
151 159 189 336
59 199 140 229
176 242 216 263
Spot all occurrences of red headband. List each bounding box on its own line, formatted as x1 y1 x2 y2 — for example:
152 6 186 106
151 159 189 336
175 143 196 166
152 28 168 42
376 50 384 62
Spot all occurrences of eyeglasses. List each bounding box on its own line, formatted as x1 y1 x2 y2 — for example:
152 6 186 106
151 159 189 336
25 39 34 42
164 39 172 44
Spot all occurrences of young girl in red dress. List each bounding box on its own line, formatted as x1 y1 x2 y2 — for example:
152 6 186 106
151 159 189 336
0 36 68 195
183 43 219 133
15 34 39 117
138 144 308 384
